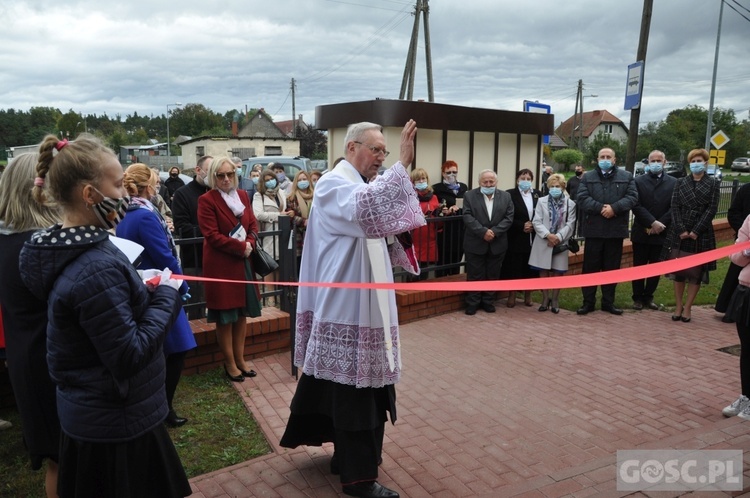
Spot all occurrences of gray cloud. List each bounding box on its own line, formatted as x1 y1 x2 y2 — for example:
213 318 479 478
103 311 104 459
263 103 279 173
2 0 748 130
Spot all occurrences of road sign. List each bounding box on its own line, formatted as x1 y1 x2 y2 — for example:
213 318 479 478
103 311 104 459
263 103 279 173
624 61 644 110
710 149 727 166
710 130 730 149
523 101 551 144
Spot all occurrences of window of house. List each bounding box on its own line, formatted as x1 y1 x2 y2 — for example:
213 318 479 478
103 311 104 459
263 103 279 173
603 124 613 135
196 146 205 156
264 146 282 156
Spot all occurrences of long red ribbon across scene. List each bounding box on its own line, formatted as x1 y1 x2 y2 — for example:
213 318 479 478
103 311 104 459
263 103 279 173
177 241 750 292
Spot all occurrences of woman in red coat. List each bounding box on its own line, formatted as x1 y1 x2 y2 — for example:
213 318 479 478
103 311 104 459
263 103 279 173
411 168 442 279
198 156 262 382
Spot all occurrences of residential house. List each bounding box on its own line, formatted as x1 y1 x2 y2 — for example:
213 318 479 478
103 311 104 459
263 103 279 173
555 110 628 150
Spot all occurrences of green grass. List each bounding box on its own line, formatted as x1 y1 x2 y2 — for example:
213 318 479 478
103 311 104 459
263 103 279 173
525 240 733 313
0 367 271 498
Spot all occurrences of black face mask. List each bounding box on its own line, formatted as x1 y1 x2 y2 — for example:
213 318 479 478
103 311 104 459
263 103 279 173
575 171 583 177
170 173 178 178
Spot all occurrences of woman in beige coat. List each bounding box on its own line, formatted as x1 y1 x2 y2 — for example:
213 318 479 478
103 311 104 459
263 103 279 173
252 169 294 304
528 174 577 313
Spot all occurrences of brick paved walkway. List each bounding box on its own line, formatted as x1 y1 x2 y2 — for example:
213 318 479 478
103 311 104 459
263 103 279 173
186 304 750 497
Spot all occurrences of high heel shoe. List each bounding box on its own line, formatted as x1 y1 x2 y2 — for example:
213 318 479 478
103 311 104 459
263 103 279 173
671 315 681 321
551 305 560 314
538 299 550 312
224 366 245 383
506 293 516 308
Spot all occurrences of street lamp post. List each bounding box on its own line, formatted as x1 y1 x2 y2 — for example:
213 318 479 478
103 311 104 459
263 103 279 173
578 94 598 151
166 102 182 163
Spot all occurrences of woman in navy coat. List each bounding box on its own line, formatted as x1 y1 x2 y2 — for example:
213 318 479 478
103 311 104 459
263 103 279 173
117 163 197 427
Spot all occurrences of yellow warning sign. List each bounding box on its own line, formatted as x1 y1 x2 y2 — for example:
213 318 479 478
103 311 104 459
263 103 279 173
710 149 727 166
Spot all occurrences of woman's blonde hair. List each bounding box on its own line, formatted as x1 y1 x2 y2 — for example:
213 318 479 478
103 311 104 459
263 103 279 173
205 156 239 190
290 170 312 197
123 163 155 197
33 133 116 209
547 173 567 189
0 153 60 231
410 168 432 193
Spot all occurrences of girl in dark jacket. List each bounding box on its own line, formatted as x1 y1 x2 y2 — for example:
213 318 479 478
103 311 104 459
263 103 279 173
19 134 191 498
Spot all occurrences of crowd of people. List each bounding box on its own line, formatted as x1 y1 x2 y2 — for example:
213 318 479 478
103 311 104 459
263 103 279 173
0 122 740 498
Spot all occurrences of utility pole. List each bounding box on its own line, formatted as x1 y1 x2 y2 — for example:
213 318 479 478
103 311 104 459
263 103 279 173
399 0 434 102
705 0 724 150
625 0 653 173
291 78 297 139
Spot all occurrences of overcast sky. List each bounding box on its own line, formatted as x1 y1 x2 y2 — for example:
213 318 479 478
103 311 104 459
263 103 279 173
2 0 748 131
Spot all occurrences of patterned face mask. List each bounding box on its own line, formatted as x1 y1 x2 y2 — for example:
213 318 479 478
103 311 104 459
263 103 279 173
91 187 130 229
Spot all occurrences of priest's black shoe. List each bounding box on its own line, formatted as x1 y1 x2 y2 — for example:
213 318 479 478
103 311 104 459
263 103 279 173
576 305 594 315
465 306 477 315
481 303 496 313
602 305 623 315
342 481 399 498
165 410 188 428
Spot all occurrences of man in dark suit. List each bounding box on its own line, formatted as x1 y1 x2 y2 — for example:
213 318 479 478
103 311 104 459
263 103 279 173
566 163 585 200
576 148 638 315
462 169 514 315
630 150 677 310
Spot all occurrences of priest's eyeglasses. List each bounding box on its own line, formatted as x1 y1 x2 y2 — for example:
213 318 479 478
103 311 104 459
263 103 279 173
215 172 235 180
354 141 390 158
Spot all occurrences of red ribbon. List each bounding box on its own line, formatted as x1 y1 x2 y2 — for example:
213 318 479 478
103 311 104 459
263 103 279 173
177 241 750 292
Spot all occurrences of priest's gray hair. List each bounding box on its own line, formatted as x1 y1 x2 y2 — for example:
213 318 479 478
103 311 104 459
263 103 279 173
344 122 383 152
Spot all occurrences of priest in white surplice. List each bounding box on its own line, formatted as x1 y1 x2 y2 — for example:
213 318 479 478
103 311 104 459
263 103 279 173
280 120 423 498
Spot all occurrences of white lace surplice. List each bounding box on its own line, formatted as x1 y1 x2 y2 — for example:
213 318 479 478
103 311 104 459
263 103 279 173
295 160 425 388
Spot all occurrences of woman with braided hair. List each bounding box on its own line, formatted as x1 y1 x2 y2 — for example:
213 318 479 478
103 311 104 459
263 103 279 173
19 134 191 498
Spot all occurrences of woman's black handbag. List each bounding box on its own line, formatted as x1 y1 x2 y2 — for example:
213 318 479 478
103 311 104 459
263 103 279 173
249 232 279 277
551 200 579 254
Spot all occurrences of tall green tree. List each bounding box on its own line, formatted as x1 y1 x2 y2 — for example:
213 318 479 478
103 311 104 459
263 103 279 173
551 148 583 172
296 125 327 159
168 104 224 137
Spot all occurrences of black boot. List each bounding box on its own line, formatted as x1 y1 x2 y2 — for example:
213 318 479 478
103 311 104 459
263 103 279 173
165 409 188 428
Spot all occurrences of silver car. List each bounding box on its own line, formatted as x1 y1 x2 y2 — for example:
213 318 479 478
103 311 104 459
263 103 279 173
732 157 750 172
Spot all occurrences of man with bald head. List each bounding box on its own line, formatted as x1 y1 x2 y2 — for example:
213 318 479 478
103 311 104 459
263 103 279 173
630 150 677 310
575 147 638 315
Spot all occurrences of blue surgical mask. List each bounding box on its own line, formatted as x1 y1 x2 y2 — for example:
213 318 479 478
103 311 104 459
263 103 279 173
265 179 278 189
276 172 286 181
297 180 310 190
251 176 259 185
690 162 705 174
548 187 563 199
598 160 613 171
480 186 495 195
649 162 663 175
518 180 532 192
415 182 428 191
236 168 242 176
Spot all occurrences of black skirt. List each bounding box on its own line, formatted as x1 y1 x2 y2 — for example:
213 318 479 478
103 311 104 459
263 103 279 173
727 284 750 325
57 425 191 498
280 374 396 448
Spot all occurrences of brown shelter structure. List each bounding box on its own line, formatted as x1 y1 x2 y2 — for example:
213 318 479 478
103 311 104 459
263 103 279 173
316 99 554 189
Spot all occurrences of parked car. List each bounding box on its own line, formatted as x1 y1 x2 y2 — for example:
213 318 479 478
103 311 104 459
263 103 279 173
634 161 647 176
241 156 312 180
732 157 750 172
664 161 686 178
310 159 328 172
706 164 723 181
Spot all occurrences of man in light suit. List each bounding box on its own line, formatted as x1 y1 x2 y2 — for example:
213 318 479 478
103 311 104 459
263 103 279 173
462 169 514 315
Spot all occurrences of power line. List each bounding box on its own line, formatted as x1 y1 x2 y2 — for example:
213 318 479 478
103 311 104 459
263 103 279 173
727 0 750 16
725 0 750 22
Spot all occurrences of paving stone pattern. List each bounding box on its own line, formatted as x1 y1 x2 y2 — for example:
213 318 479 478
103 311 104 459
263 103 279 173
186 305 750 497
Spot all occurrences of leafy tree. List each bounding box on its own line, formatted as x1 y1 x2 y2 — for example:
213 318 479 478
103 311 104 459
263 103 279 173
296 125 327 159
551 148 583 171
169 103 224 137
584 132 626 167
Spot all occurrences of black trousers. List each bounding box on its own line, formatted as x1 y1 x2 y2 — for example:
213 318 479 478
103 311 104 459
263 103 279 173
581 237 624 308
336 424 385 485
631 242 663 303
465 249 505 307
